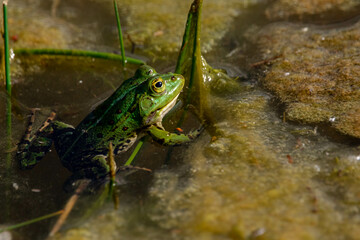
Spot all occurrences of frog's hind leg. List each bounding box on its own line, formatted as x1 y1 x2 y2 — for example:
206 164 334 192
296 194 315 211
73 154 110 180
17 110 57 169
63 154 110 192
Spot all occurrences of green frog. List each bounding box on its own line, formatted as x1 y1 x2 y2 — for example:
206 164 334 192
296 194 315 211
17 65 201 180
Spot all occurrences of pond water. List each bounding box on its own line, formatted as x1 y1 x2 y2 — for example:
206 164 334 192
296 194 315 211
1 0 360 239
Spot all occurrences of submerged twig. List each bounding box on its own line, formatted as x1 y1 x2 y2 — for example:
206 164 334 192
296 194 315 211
107 142 117 182
14 48 145 65
51 0 61 17
107 143 119 209
48 180 90 237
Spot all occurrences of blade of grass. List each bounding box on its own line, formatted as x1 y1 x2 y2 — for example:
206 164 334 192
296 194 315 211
124 137 145 166
3 1 12 221
113 0 126 67
175 0 203 112
3 0 11 95
14 48 145 65
0 210 63 233
164 0 204 164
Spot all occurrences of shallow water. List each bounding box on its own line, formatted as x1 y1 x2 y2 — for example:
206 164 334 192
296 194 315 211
1 0 360 239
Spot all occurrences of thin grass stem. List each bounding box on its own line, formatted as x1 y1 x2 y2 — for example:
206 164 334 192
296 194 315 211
3 1 11 95
124 138 145 166
113 0 126 67
0 210 63 233
3 1 12 202
14 48 145 65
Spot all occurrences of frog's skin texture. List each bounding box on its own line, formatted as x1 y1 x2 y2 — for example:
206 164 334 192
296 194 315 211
17 65 201 180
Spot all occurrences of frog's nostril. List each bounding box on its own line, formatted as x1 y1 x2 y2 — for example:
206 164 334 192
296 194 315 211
171 76 176 81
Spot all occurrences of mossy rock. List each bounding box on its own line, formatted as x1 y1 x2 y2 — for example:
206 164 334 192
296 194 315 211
265 0 360 20
252 20 360 138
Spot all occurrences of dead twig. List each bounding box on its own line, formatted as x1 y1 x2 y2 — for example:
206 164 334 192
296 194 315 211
48 180 90 237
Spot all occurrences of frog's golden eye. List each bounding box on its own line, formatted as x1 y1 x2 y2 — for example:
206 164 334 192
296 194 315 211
151 78 165 93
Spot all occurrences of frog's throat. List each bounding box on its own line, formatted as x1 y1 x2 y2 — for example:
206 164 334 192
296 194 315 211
158 93 179 119
145 93 179 125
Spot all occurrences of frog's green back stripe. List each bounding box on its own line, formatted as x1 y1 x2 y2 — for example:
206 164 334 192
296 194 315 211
61 76 149 160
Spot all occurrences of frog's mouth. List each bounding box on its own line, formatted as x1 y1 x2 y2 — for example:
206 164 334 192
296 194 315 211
145 93 180 125
158 93 179 119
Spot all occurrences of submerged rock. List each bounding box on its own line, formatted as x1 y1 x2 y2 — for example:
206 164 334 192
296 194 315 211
250 19 360 138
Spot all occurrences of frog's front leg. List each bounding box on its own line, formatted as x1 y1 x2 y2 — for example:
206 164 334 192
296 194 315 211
147 125 203 146
17 111 75 169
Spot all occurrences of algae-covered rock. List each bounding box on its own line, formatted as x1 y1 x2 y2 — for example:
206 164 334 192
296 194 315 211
145 90 360 239
251 19 360 138
9 0 72 49
265 0 360 20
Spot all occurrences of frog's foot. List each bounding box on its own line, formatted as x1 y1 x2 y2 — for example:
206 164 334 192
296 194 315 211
187 124 205 139
17 136 54 169
17 110 56 169
38 111 56 132
147 124 204 146
17 109 39 151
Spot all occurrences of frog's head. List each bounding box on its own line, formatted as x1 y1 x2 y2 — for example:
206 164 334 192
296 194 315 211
138 67 185 126
135 65 157 78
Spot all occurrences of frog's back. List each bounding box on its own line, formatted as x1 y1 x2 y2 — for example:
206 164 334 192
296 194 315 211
58 67 155 161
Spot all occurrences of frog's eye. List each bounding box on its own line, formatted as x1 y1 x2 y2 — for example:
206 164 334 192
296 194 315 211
151 78 165 93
